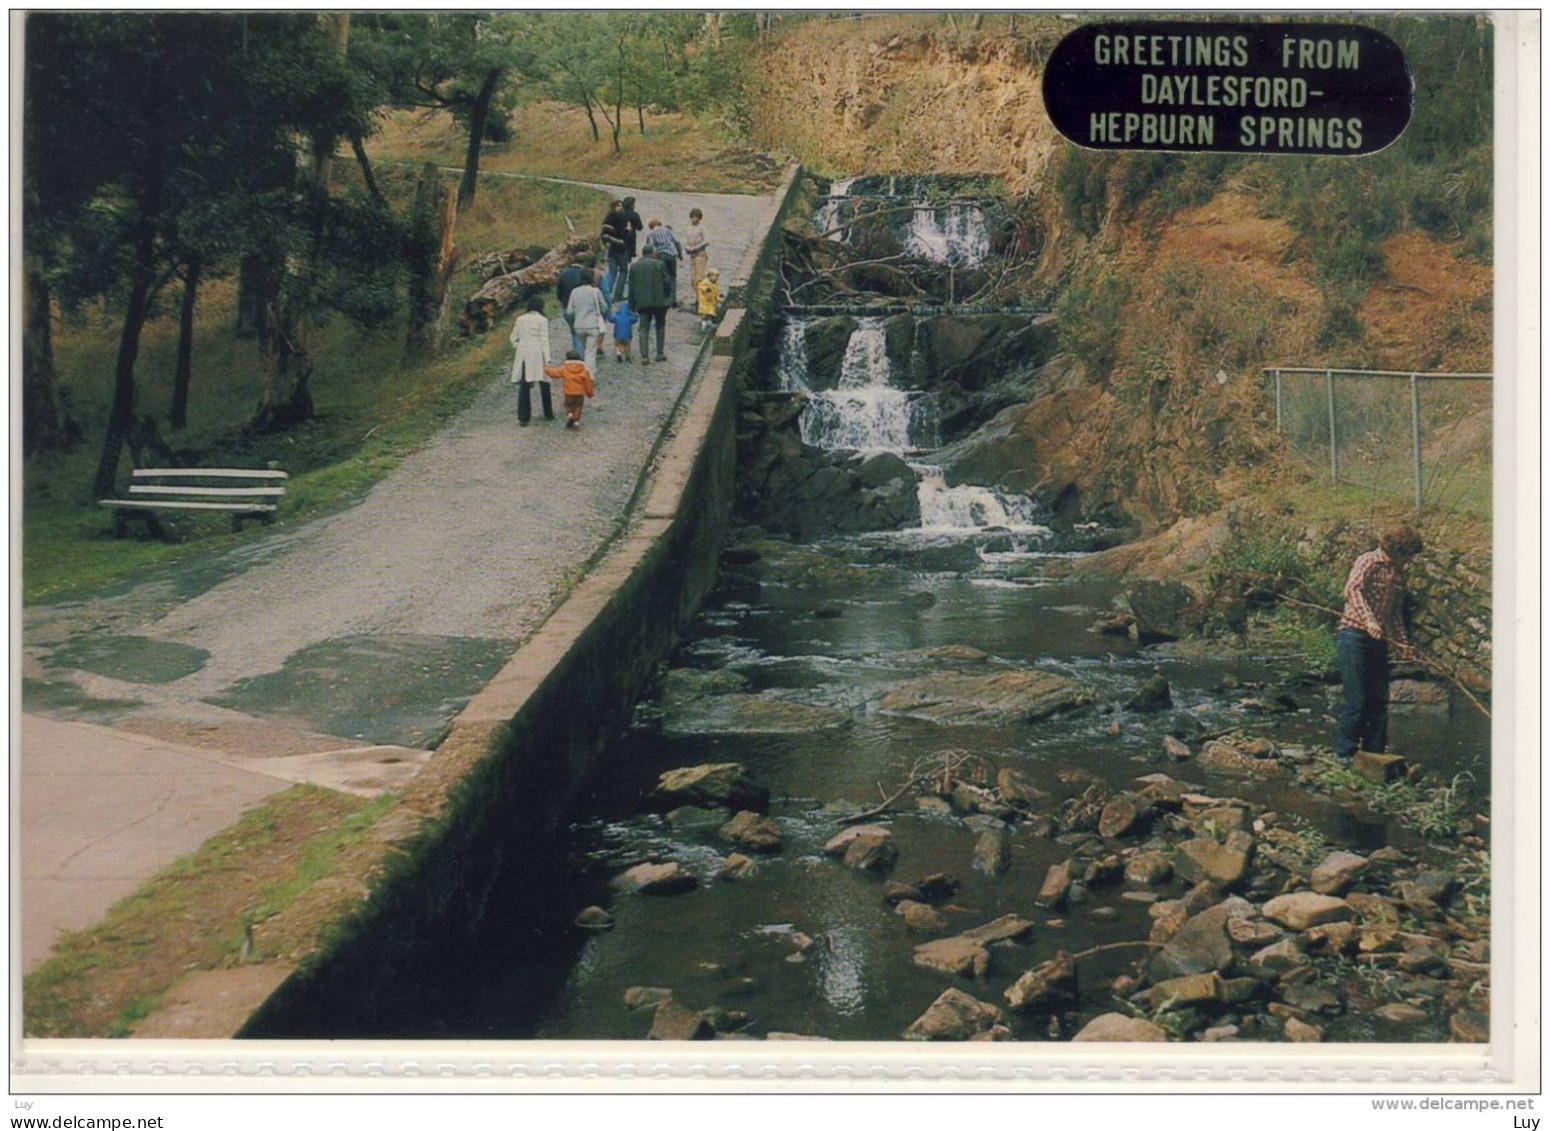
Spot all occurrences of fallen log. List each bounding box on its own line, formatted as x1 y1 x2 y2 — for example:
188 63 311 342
460 235 594 335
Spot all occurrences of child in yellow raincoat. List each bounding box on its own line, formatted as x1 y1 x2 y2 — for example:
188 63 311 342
544 350 597 429
696 269 721 333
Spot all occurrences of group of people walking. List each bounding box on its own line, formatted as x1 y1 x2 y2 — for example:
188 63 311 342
508 196 722 431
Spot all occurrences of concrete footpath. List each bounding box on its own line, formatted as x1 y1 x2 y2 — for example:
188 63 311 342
18 179 774 978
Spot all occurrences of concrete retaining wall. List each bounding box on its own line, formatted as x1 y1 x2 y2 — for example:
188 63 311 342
235 164 804 1037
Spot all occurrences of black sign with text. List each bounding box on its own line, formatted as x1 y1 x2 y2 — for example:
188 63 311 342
1043 21 1413 155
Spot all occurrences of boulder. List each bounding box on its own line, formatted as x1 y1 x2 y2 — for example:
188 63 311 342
1124 581 1198 644
720 810 784 854
1372 1003 1429 1028
1163 735 1193 762
661 696 853 739
1083 855 1125 888
1303 921 1358 955
1283 1017 1324 1042
823 824 892 856
1175 837 1253 889
896 900 950 934
1149 972 1222 1010
1098 794 1154 839
1353 750 1407 784
1150 900 1249 979
1125 851 1173 885
973 829 1012 876
615 862 698 896
1125 674 1173 713
1004 952 1078 1013
1282 984 1342 1016
903 988 1009 1041
1247 937 1305 977
996 767 1052 809
1073 1013 1170 1042
1227 918 1281 947
1199 736 1283 776
1262 893 1353 931
913 936 992 980
1449 1009 1489 1043
624 986 673 1011
1400 870 1458 906
843 834 899 874
883 881 925 905
879 670 1090 726
1398 947 1448 975
653 763 770 812
1348 892 1401 924
574 906 615 930
667 805 733 834
1036 860 1075 908
649 1000 715 1040
718 853 759 881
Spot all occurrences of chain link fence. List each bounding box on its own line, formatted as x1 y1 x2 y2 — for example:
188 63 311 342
1267 367 1492 517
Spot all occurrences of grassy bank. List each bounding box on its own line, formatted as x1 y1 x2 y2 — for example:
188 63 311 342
25 173 611 606
24 785 394 1038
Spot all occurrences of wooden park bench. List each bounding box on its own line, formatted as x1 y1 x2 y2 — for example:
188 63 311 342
100 467 288 538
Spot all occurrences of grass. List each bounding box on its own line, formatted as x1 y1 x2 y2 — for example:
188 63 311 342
24 171 611 606
368 100 785 195
1311 763 1475 841
24 784 391 1038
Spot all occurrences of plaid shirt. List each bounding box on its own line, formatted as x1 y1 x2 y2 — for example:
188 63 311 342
1339 549 1410 645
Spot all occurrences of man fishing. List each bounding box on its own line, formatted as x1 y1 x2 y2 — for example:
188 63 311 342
1334 525 1423 763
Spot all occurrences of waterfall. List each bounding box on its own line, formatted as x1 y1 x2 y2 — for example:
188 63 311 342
777 319 811 393
916 472 1051 536
813 177 856 242
837 316 891 388
790 318 938 454
903 205 991 268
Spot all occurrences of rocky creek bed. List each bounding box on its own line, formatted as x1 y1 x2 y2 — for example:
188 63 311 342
413 528 1489 1044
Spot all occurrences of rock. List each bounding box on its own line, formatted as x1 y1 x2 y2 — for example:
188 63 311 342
1004 952 1078 1013
1126 851 1173 885
1348 892 1401 924
843 834 898 874
624 986 674 1011
1200 1025 1241 1042
649 1000 715 1040
903 988 1008 1041
996 767 1052 809
1398 947 1448 974
1098 794 1154 839
1073 1013 1169 1042
1175 837 1253 889
913 936 992 980
1403 870 1459 906
1389 679 1450 706
667 805 733 834
1151 900 1250 979
699 1007 753 1034
1353 751 1407 783
662 696 853 739
915 874 961 902
653 763 770 812
1121 891 1161 904
616 862 698 895
1138 776 1187 809
574 906 614 930
718 853 759 881
1449 1009 1489 1042
1262 893 1353 931
915 795 954 816
1282 984 1342 1016
1199 736 1282 776
1247 938 1304 977
1303 921 1358 955
951 783 1000 815
823 824 891 856
764 1032 831 1041
1283 1017 1323 1042
973 829 1012 876
1083 855 1125 888
719 810 783 854
1311 851 1370 895
897 900 950 933
1193 805 1250 835
1150 972 1222 1010
1375 1003 1430 1027
883 881 924 905
959 914 1037 945
1218 977 1265 1006
1059 782 1112 833
1358 927 1402 954
1227 918 1281 947
1035 860 1075 908
1124 580 1197 644
879 670 1090 726
1125 674 1173 713
1163 735 1193 762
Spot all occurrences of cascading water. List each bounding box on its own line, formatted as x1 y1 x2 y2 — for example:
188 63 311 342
778 316 1044 538
812 177 855 242
902 204 991 268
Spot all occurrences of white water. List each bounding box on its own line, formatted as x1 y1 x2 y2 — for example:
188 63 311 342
813 177 856 242
916 472 1052 536
903 205 991 267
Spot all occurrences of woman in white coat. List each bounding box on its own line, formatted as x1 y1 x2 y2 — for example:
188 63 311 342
509 296 554 425
564 269 609 376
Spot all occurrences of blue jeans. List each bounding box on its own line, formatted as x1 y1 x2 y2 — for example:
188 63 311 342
1335 628 1390 759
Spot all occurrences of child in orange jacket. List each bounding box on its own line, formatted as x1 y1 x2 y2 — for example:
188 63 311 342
545 350 597 429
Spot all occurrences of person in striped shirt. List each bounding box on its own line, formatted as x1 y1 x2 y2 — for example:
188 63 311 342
1334 525 1423 762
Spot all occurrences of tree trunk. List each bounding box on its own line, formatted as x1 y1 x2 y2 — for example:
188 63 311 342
350 131 386 206
458 67 503 208
169 257 201 431
312 14 350 190
235 254 266 338
405 163 459 362
22 253 67 457
460 235 592 334
637 96 646 135
93 227 158 498
581 89 600 142
705 12 722 46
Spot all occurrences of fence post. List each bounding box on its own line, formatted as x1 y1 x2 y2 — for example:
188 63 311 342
1325 368 1338 483
1274 369 1282 434
1410 373 1423 511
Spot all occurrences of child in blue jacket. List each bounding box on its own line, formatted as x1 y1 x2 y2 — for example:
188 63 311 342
609 300 640 363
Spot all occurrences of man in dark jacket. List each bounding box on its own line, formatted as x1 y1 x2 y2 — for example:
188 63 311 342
620 196 645 259
626 248 673 364
601 201 629 301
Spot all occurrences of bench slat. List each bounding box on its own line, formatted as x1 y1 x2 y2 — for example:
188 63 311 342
128 485 286 498
100 500 278 513
131 468 289 480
